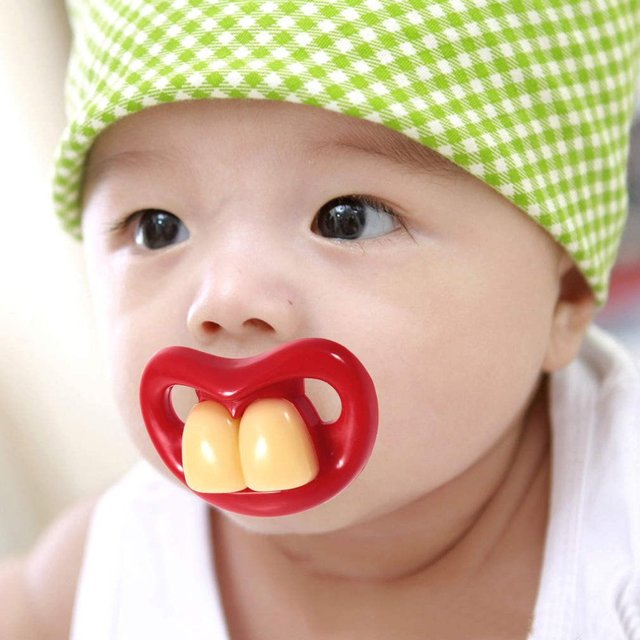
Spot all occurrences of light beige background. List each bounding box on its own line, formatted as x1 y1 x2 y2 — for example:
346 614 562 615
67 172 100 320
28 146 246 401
0 1 638 561
0 0 137 559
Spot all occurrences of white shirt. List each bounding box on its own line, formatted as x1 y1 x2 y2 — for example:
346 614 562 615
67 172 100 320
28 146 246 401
71 326 640 639
529 327 640 639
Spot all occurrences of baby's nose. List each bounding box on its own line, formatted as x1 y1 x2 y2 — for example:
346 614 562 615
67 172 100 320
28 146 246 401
186 253 303 344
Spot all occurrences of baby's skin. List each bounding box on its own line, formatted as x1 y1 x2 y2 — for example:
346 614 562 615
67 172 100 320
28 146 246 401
0 99 595 639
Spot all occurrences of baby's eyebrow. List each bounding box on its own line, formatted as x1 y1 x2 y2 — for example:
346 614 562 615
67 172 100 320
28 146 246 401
83 128 459 188
83 149 175 189
320 127 460 178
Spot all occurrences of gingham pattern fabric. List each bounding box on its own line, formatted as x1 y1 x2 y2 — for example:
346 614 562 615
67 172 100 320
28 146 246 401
54 0 640 304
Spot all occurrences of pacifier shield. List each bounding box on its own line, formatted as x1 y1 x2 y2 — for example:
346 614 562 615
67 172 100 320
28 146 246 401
139 338 378 516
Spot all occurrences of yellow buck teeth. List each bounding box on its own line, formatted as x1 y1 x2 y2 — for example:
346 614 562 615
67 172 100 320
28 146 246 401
181 401 247 493
239 398 319 492
181 398 319 493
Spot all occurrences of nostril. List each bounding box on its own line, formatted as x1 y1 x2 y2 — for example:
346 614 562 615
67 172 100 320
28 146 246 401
243 318 275 332
202 321 221 335
198 319 275 335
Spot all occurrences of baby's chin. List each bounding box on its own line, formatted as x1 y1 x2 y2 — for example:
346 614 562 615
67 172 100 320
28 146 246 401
217 497 363 536
213 475 412 537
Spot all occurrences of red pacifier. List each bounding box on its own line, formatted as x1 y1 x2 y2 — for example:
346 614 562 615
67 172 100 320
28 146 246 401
139 338 378 516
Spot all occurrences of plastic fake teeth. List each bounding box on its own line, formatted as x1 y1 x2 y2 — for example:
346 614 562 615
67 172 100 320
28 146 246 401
182 398 319 493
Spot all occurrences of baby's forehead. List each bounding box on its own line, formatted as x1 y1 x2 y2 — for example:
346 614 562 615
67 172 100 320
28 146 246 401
85 99 462 183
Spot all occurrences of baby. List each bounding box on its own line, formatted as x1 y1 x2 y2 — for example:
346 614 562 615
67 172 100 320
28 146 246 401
2 0 640 638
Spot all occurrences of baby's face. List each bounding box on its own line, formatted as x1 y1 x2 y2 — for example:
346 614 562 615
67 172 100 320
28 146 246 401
82 99 566 534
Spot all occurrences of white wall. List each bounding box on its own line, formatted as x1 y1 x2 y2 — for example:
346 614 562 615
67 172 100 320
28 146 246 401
0 0 137 558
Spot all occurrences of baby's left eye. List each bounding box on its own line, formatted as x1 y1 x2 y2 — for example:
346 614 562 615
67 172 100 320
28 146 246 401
312 196 401 240
133 209 189 250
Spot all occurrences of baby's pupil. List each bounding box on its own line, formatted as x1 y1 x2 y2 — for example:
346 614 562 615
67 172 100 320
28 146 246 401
317 199 366 239
139 210 180 249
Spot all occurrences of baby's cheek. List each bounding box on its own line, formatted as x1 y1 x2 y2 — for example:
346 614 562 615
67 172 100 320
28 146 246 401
116 379 178 481
112 363 146 444
362 319 537 490
106 332 167 466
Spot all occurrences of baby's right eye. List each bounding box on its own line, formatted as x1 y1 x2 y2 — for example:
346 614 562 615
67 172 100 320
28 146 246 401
132 209 190 250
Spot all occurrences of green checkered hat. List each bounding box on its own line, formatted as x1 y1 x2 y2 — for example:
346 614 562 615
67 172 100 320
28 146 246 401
54 0 640 304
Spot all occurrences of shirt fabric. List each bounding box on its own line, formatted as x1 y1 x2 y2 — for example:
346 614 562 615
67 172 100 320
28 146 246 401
70 326 640 639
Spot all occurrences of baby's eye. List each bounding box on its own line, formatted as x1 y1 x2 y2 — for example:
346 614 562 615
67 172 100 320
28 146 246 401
133 209 189 249
312 196 401 240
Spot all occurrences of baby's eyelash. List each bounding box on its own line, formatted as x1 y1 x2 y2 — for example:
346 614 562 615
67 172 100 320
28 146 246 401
355 194 400 217
351 194 409 233
104 211 139 237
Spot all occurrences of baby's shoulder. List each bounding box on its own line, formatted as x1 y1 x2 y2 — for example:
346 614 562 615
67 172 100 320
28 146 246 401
0 496 98 640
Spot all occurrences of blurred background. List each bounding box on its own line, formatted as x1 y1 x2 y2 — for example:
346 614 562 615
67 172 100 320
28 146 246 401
1 1 639 559
0 1 138 559
597 111 640 354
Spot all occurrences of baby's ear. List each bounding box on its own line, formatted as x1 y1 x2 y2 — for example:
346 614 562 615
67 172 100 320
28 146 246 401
543 254 597 373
